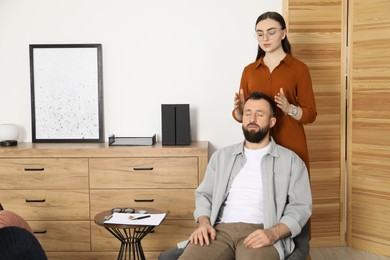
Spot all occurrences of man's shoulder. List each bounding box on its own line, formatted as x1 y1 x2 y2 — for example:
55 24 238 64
273 143 305 164
213 142 243 157
275 144 305 165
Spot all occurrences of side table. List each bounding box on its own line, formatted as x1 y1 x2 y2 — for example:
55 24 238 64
94 207 165 260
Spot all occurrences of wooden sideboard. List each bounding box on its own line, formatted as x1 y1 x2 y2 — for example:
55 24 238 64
0 141 208 259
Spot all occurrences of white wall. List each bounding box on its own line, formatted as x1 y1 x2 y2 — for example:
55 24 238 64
0 0 281 152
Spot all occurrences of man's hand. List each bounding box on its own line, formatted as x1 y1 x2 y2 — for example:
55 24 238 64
243 224 291 249
243 229 277 249
189 216 216 246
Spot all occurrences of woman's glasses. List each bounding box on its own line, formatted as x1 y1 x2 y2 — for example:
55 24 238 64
111 207 135 213
254 28 283 41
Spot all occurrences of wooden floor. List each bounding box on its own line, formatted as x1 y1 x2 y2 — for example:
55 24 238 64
310 247 390 260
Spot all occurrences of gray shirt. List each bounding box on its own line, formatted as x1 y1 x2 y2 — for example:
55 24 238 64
194 138 312 259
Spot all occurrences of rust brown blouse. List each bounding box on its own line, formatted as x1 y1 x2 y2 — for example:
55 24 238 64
234 54 317 171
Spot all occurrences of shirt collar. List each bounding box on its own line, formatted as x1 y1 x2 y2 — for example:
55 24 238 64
255 53 293 69
232 137 279 158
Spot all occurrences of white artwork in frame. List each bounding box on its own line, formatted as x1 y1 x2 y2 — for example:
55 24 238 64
30 44 104 142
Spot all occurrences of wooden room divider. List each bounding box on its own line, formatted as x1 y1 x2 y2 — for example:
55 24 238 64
347 0 390 256
284 0 390 256
283 0 347 247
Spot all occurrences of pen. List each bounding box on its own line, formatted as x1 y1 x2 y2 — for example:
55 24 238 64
104 214 113 221
129 215 151 220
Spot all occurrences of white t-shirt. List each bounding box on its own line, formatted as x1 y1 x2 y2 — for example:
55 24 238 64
220 144 270 224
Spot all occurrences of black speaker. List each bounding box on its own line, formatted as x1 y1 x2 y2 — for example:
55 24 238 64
161 105 176 146
161 104 191 146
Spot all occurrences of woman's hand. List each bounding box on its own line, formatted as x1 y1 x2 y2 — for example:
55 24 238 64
274 88 292 114
234 89 245 121
275 88 302 120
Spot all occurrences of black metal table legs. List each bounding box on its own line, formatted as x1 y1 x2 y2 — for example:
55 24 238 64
105 226 155 260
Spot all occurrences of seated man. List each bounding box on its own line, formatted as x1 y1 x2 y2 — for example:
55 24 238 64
178 92 312 260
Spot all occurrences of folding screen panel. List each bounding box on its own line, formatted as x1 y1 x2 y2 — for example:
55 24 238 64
284 0 346 246
347 0 390 256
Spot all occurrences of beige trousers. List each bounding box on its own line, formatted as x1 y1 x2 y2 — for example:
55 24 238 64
178 222 279 260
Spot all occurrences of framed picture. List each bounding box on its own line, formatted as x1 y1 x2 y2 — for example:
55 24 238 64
29 44 104 143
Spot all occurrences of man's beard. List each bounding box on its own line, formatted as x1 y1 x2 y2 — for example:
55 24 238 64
242 123 269 143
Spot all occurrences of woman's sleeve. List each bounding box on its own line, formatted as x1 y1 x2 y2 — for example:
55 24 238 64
297 65 317 124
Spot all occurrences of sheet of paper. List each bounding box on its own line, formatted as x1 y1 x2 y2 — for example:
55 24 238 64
104 212 166 226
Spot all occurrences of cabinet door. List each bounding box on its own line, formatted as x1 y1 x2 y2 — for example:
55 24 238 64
0 190 89 220
89 157 198 189
0 158 88 189
90 189 195 220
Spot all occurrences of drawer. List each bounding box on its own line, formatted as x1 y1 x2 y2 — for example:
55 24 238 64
91 219 196 252
30 220 90 252
0 190 89 220
89 157 198 189
90 189 195 220
0 158 88 189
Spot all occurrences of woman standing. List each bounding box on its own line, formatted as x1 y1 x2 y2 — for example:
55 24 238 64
233 11 317 171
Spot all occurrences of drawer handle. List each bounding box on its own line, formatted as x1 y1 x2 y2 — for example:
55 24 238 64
33 230 47 234
24 168 45 171
25 199 46 203
134 199 154 203
133 167 154 171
